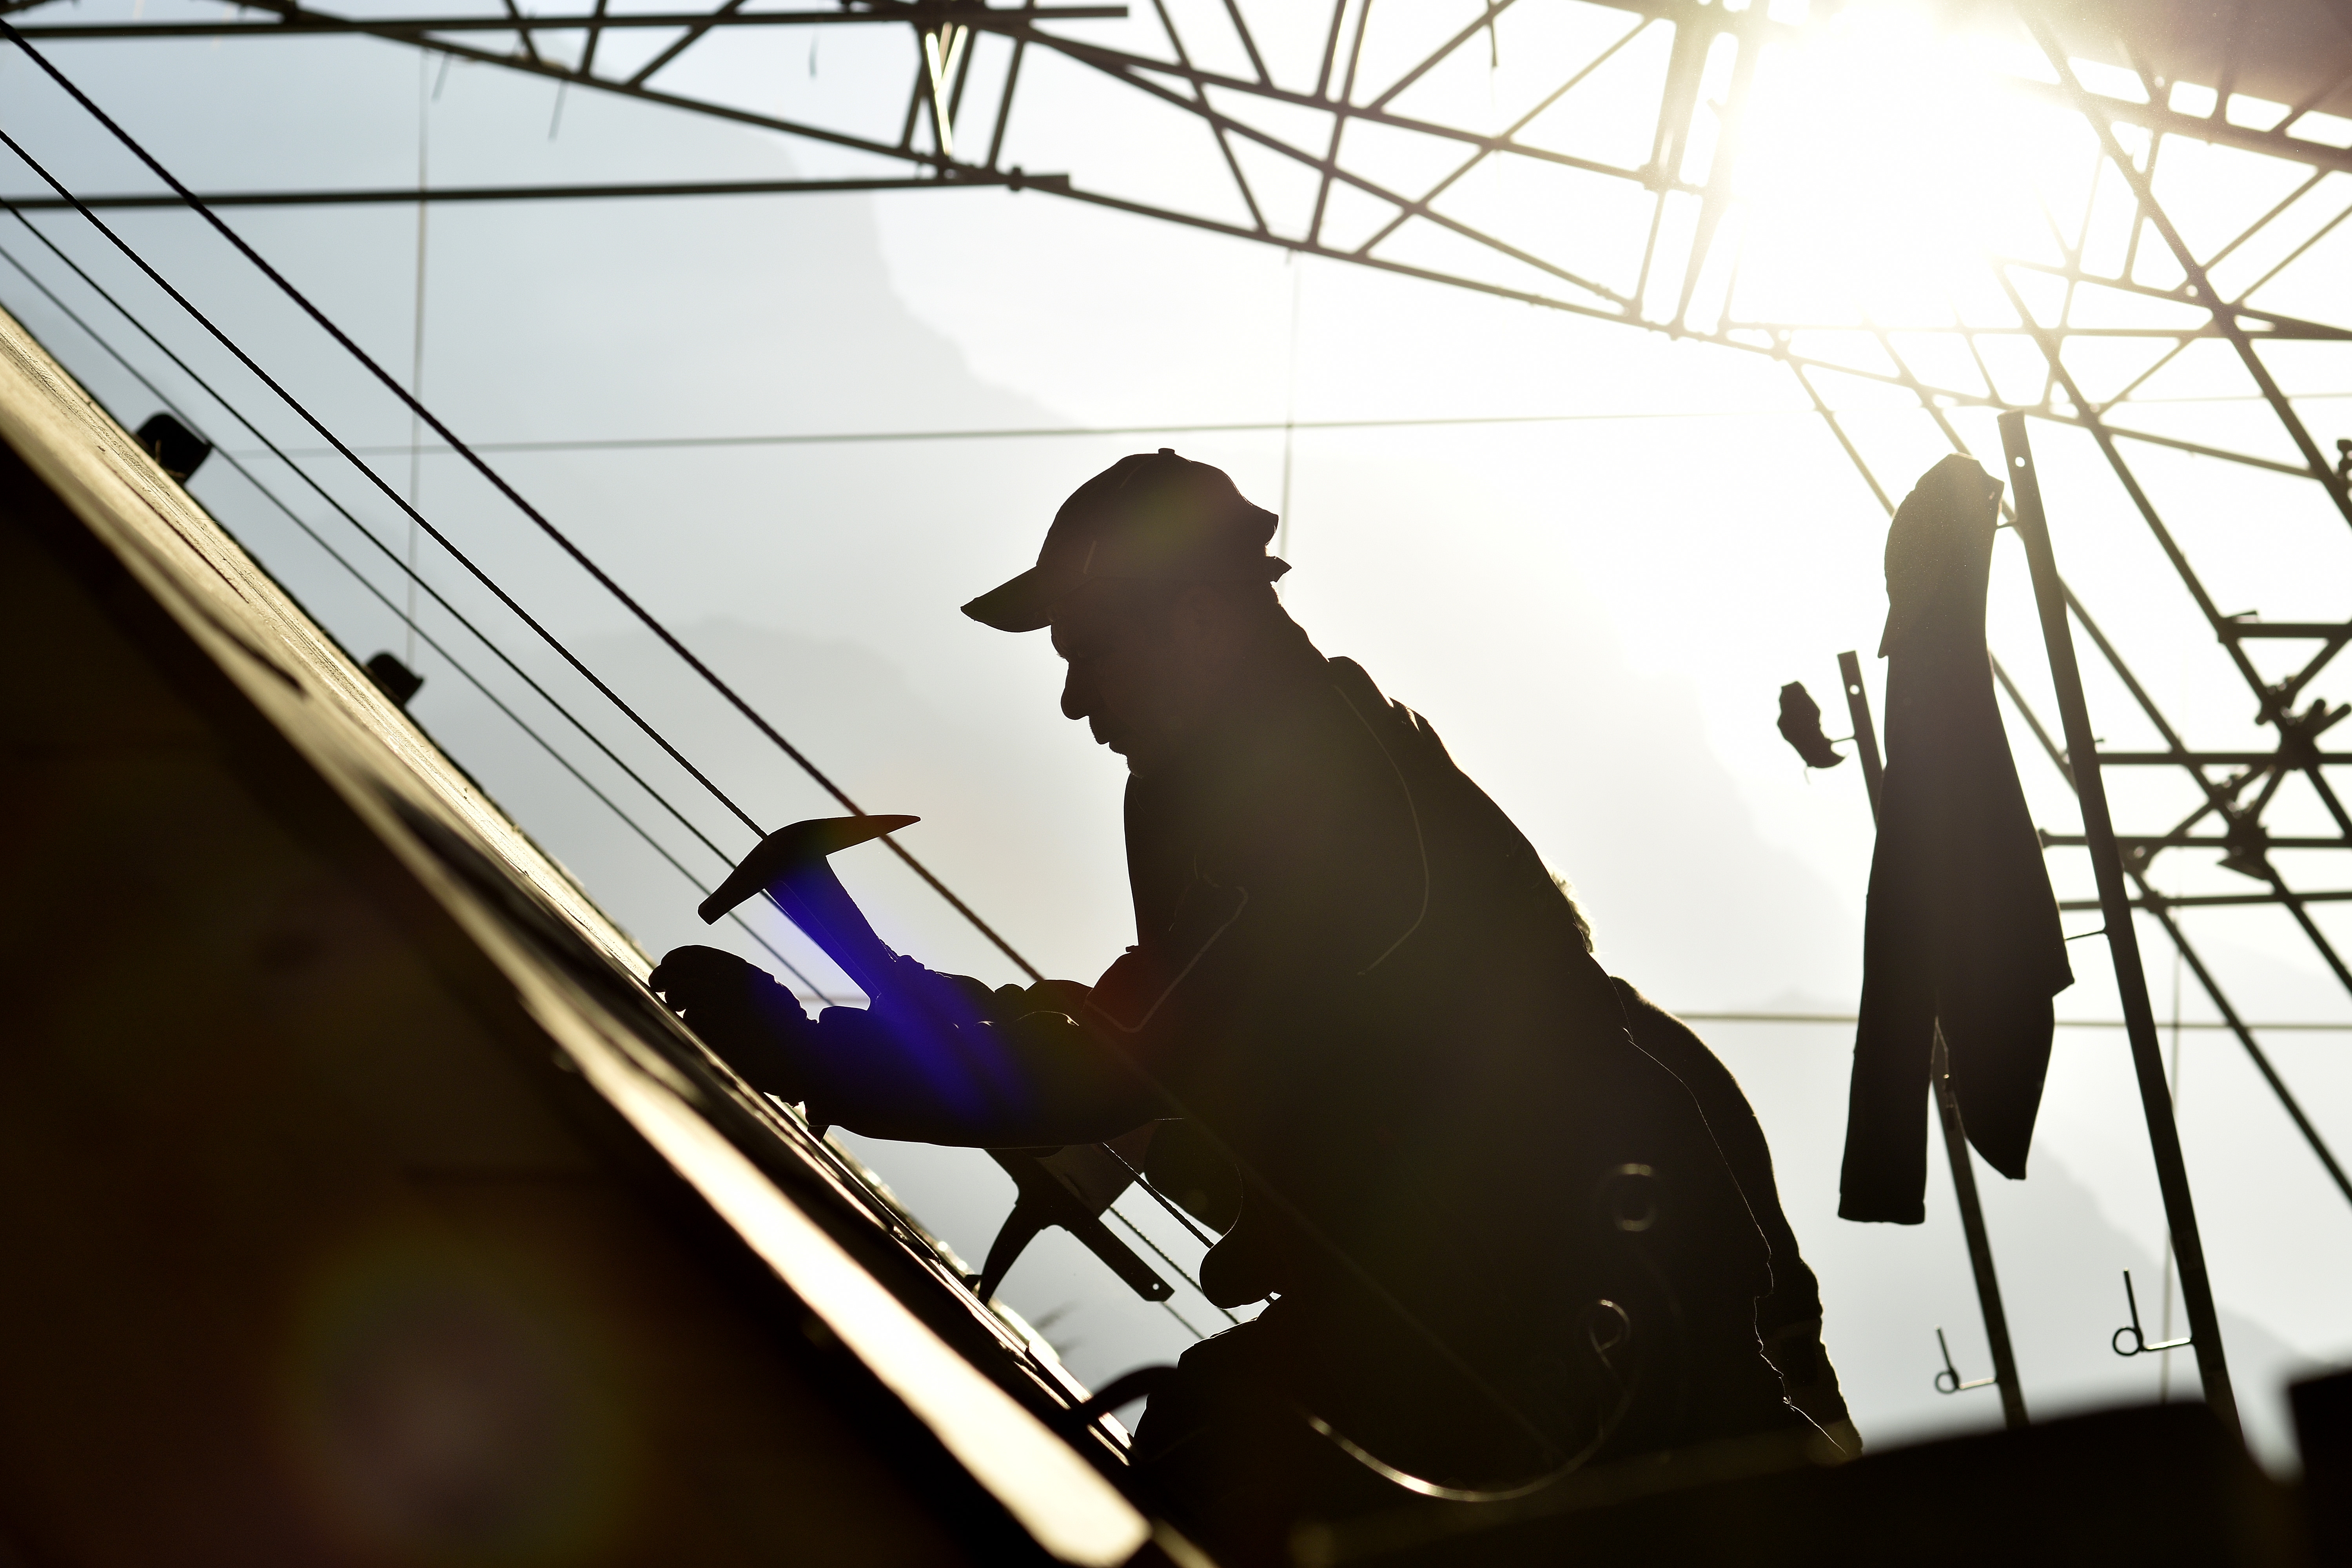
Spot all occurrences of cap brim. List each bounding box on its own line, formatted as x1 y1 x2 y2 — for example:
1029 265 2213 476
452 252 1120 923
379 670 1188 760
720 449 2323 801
961 564 1068 633
962 555 1294 633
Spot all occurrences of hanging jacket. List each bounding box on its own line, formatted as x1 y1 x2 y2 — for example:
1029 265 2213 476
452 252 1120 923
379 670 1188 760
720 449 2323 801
1839 455 2074 1224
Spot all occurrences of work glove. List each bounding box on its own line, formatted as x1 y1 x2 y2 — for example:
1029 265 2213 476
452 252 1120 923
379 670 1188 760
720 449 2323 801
650 945 817 1101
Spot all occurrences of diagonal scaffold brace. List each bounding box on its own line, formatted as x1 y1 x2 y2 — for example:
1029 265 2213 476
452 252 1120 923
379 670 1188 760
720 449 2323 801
1998 410 2240 1443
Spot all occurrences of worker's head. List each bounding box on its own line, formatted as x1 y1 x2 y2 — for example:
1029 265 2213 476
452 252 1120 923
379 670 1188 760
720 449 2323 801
963 450 1296 771
1046 575 1295 769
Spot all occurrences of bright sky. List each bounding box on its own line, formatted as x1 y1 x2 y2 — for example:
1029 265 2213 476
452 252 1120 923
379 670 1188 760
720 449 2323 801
3 0 2347 1468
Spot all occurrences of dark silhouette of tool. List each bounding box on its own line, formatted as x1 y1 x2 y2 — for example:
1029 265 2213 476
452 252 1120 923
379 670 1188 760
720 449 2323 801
698 813 919 1000
699 815 1171 1303
982 1134 1172 1303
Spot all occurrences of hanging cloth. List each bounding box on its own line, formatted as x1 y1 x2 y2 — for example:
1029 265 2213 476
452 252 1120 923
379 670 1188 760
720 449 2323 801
1839 455 2073 1224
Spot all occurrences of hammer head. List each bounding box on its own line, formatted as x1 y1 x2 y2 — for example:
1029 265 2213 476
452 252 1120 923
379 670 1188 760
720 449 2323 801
697 814 918 926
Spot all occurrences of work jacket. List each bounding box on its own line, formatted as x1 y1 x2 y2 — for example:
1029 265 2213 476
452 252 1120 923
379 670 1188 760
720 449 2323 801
1840 455 2072 1223
802 639 1793 1470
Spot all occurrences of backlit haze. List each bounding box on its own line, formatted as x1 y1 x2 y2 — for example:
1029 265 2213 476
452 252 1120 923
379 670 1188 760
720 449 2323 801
4 0 2347 1466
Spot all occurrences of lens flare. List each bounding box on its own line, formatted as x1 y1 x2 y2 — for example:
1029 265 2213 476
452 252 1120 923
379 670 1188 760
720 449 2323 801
276 1234 633 1567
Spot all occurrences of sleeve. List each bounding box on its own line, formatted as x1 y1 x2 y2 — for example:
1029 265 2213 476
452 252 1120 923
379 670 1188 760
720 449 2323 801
798 686 1425 1146
795 960 1162 1146
1073 693 1434 1124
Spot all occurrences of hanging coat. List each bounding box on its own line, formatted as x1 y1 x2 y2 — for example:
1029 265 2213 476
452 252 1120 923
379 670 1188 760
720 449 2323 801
1839 455 2074 1224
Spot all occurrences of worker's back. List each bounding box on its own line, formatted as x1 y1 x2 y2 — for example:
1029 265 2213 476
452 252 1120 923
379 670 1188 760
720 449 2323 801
1113 648 1794 1494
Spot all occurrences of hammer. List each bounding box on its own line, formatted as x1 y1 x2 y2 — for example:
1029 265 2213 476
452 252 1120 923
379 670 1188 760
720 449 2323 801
698 814 917 1002
700 816 1172 1305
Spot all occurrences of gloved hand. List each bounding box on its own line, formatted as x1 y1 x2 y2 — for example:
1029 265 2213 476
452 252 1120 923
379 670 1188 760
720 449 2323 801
650 945 817 1101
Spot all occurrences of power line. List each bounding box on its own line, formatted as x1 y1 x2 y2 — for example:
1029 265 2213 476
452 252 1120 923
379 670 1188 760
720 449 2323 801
0 173 1072 209
0 225 842 1003
11 6 1127 39
218 390 2352 465
0 200 742 892
233 407 1822 460
0 25 1041 981
1675 1011 2352 1033
0 124 762 846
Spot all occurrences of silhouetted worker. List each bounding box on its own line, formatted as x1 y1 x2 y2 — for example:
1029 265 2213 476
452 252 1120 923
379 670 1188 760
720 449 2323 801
653 451 1849 1557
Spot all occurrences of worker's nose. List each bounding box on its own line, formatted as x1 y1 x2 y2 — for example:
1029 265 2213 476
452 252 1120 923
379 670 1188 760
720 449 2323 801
1061 664 1093 723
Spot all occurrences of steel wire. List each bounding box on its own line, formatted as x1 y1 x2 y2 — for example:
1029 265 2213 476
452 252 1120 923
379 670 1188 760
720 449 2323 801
0 229 838 999
0 23 1045 981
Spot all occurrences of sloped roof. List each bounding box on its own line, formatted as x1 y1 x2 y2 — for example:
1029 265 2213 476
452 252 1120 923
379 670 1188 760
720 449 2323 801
0 302 1158 1568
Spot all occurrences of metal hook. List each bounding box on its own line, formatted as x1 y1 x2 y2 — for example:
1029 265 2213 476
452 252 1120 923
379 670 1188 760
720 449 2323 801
1933 1327 1998 1395
2111 1269 2193 1357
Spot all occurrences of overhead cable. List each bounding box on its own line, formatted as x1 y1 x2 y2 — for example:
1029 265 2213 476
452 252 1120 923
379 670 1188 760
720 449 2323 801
228 406 1827 459
0 200 813 965
0 22 1042 980
0 226 839 1002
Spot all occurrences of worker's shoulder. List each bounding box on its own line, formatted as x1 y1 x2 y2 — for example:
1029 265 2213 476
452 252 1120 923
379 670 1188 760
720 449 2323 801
1610 977 1701 1043
1324 654 1390 713
1325 655 1446 748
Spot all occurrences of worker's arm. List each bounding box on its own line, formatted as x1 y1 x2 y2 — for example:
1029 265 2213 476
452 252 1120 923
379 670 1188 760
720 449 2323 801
650 945 1158 1145
653 672 1423 1145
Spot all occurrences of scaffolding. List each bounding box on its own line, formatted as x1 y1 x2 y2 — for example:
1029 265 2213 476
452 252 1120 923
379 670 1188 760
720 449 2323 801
4 0 2348 1433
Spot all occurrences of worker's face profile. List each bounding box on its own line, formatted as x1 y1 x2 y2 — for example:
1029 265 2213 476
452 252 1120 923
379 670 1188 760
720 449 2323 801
1051 582 1180 770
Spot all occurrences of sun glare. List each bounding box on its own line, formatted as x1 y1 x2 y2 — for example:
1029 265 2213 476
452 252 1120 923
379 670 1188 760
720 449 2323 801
1727 4 2090 338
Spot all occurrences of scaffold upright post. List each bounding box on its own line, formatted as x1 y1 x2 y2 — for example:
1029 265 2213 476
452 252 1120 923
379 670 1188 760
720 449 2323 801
1998 409 2240 1442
